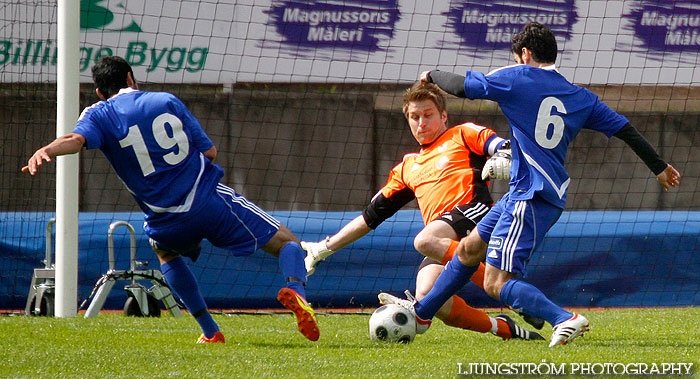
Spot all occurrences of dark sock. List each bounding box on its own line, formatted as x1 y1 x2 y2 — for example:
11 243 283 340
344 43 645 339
414 254 477 320
278 242 307 298
161 257 219 338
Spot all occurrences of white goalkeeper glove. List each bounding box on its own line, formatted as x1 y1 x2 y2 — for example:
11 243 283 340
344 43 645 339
481 148 512 181
301 237 335 277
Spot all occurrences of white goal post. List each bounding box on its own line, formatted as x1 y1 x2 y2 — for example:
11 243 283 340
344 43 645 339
54 0 80 317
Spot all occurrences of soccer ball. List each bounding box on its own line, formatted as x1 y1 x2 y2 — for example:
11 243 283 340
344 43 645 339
368 304 416 343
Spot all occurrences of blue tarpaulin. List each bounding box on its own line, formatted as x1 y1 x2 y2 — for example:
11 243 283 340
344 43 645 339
1 211 698 310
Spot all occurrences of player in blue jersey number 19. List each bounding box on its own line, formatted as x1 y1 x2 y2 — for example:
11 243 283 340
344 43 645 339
379 22 680 347
22 56 320 343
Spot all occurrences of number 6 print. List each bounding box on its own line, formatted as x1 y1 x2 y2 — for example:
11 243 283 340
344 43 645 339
535 97 566 149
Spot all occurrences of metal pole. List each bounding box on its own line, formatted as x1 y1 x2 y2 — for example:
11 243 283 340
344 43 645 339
55 0 80 317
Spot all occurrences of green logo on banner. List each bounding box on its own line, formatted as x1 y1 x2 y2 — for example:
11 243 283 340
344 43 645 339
1 0 208 74
81 0 142 32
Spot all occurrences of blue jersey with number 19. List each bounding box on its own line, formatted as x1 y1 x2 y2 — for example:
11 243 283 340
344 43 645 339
463 64 629 208
73 88 222 222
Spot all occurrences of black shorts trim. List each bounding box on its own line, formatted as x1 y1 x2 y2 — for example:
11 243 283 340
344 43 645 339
418 256 442 271
149 238 202 262
436 201 491 239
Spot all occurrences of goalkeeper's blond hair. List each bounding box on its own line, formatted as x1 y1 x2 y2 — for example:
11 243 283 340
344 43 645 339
402 82 447 119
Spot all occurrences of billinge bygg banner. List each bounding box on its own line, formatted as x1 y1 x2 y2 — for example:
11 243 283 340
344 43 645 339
2 0 700 85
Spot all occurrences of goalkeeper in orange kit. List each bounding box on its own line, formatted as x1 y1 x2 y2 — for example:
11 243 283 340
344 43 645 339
302 82 543 341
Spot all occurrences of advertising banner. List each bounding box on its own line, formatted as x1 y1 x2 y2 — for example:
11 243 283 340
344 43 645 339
2 0 699 85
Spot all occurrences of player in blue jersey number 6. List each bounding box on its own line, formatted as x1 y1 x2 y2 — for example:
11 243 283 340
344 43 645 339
379 22 681 347
22 56 319 343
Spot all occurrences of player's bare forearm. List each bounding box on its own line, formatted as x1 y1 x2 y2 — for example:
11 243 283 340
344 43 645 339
303 215 372 276
656 164 681 191
327 215 372 251
22 133 85 175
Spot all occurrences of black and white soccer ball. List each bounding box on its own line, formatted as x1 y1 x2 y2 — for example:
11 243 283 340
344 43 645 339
368 304 416 343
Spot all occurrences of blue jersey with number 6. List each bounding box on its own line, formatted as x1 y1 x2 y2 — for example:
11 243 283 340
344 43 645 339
74 88 222 221
463 64 628 208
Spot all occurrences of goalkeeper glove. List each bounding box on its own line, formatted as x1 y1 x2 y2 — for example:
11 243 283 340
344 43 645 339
301 237 334 276
481 148 512 180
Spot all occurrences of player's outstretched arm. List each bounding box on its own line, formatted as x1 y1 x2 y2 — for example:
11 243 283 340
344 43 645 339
656 164 681 191
419 70 467 98
613 124 680 191
21 133 85 175
302 215 372 276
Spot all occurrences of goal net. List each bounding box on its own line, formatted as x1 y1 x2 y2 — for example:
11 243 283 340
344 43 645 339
1 0 699 312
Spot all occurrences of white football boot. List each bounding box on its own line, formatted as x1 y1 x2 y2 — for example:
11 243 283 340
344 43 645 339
377 290 432 334
549 313 590 347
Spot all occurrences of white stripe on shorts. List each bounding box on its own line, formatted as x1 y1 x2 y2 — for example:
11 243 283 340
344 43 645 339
462 202 489 221
502 200 526 272
216 184 280 228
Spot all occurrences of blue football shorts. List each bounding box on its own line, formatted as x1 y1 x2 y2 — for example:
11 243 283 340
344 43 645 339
144 183 280 258
477 192 562 276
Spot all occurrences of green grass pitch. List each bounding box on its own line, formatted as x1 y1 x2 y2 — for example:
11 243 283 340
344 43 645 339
1 308 698 378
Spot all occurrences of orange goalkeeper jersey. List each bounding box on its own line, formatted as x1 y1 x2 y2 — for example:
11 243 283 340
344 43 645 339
371 122 505 227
